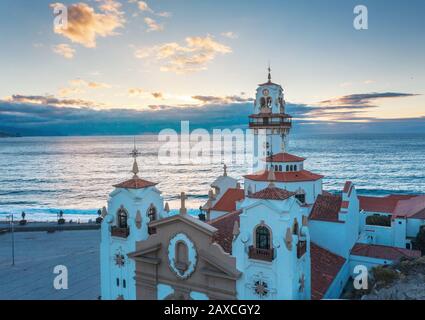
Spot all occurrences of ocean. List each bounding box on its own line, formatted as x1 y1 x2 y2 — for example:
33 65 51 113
1 133 425 222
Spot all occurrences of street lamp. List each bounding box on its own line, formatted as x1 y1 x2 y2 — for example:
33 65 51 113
7 214 15 266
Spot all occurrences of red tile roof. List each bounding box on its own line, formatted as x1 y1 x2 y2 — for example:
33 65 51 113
359 195 421 216
244 170 323 183
208 210 242 254
351 243 421 261
393 195 425 219
249 186 296 200
210 188 245 213
264 153 306 163
311 243 346 300
113 177 157 189
309 194 343 223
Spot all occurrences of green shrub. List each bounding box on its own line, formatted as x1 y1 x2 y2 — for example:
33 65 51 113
366 215 391 227
371 266 399 287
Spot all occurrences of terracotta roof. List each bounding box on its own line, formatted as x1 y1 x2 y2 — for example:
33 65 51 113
210 188 245 213
208 210 242 254
113 176 157 189
244 170 323 183
309 194 343 223
393 195 425 219
359 195 420 215
249 186 296 201
351 243 421 261
264 152 306 163
311 243 346 300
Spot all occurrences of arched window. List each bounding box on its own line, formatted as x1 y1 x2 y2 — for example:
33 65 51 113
294 165 298 171
147 205 157 235
293 219 299 235
266 97 272 108
286 165 289 172
279 165 282 172
255 226 271 250
117 208 128 229
260 97 266 108
175 241 189 272
148 205 157 222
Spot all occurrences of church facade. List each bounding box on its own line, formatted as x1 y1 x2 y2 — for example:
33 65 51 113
100 70 424 300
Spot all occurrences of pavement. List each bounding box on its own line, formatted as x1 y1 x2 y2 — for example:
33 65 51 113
0 230 100 300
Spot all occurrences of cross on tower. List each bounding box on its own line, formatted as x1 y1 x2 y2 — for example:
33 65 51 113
130 138 141 177
179 192 188 215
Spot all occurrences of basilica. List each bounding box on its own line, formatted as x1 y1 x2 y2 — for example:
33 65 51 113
100 70 425 300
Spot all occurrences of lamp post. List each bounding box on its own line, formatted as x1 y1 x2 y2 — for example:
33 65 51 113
8 214 15 266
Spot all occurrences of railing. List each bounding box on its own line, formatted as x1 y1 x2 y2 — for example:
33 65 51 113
111 226 130 238
249 246 274 262
249 118 292 128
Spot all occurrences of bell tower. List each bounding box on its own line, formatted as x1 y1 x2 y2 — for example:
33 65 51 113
250 67 292 169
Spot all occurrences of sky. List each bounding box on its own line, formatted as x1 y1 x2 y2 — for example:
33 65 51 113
0 0 424 136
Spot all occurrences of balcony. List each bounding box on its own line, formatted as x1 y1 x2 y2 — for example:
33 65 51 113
111 226 130 238
249 246 274 262
249 117 292 129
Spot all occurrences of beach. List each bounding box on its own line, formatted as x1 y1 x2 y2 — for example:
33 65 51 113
0 229 100 300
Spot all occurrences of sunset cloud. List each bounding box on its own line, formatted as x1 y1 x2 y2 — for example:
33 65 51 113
3 94 101 108
52 43 75 59
320 92 419 106
192 95 253 104
50 2 125 48
135 35 232 74
144 17 164 32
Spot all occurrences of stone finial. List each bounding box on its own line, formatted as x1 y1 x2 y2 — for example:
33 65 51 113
135 210 142 229
132 159 139 177
233 221 240 239
285 227 293 251
130 137 141 178
101 206 108 218
223 164 228 177
267 64 272 83
267 167 276 187
179 192 188 215
164 202 170 213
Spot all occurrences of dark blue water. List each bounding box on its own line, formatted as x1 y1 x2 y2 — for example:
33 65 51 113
0 133 424 221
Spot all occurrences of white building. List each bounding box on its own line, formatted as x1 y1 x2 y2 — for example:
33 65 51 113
100 70 424 300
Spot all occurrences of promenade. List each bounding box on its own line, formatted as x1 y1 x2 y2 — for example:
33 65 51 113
0 229 100 300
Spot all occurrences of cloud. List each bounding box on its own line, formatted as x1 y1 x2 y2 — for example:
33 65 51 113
3 95 101 108
221 31 238 39
50 2 125 48
52 43 75 59
152 92 163 99
192 95 253 104
135 35 232 74
144 17 164 32
135 1 153 12
157 11 172 18
2 92 425 136
320 92 419 106
58 79 111 97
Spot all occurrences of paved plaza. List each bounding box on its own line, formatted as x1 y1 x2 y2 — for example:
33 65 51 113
0 230 100 300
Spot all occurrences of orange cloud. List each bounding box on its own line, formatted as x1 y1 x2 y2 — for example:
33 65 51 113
50 2 125 48
135 35 232 74
52 43 75 59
